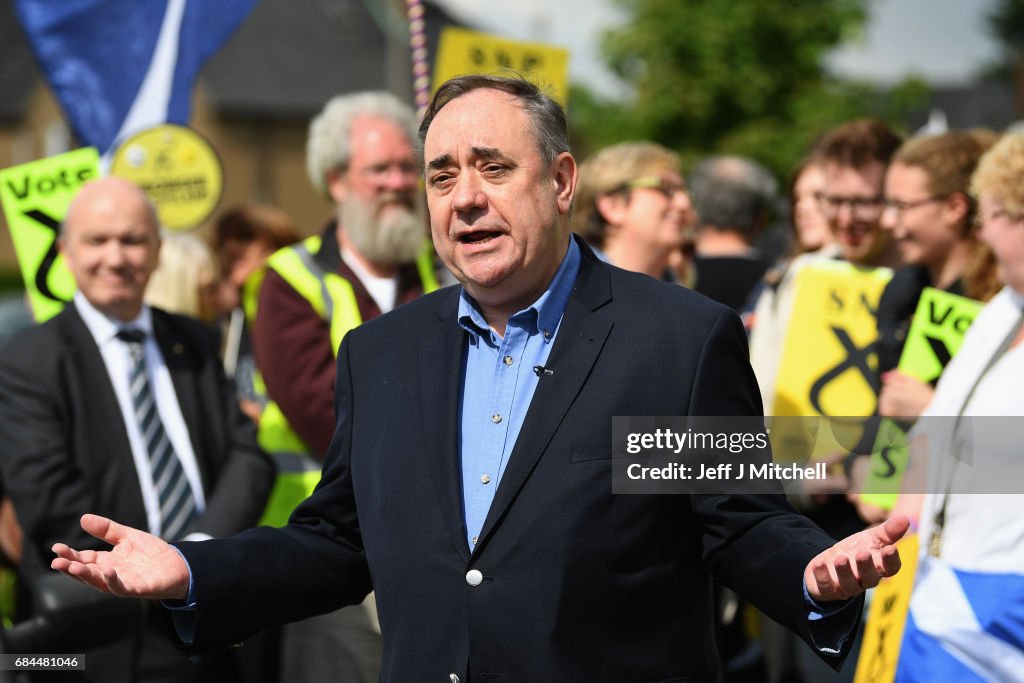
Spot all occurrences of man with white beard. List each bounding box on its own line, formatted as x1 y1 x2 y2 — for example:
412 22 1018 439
251 92 439 683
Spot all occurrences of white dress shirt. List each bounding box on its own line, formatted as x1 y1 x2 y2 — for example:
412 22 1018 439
74 293 206 537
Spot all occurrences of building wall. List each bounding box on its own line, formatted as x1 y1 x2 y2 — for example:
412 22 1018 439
190 86 335 243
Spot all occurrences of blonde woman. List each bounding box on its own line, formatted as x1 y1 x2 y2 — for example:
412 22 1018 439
574 141 694 281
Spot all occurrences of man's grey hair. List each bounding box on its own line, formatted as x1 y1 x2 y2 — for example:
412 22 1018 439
418 74 571 164
306 91 418 198
688 156 778 236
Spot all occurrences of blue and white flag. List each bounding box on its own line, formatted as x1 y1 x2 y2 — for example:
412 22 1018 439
896 557 1024 682
16 0 258 155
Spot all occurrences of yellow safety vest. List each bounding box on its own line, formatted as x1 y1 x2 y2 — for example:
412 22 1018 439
251 236 440 526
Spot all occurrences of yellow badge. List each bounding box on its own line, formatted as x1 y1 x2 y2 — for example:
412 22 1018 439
110 124 223 231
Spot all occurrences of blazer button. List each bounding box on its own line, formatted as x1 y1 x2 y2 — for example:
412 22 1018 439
465 569 483 586
449 674 460 683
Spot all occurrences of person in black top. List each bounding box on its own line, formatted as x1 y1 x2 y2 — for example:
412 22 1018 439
875 131 1002 419
688 156 776 311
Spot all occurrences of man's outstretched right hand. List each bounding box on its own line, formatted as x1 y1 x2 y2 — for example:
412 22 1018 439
51 513 190 601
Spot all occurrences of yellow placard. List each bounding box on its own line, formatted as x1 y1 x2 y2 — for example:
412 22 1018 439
433 27 570 105
110 124 223 231
771 263 891 459
891 288 982 384
861 289 983 508
854 533 920 683
0 147 99 322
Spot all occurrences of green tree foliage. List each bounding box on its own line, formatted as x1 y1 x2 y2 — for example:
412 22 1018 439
569 0 925 179
982 0 1024 81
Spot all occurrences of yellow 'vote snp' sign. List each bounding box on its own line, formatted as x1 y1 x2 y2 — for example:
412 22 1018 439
860 288 982 508
0 148 100 322
771 262 892 460
433 27 570 104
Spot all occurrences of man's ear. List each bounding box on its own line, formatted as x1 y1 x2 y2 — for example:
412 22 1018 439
553 152 577 216
945 191 970 235
326 167 348 205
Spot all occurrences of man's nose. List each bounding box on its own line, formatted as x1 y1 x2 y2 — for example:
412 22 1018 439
834 203 855 228
381 164 417 192
879 205 897 232
451 173 487 214
102 241 127 266
671 190 692 212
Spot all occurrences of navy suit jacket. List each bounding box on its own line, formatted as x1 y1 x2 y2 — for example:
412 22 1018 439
180 242 859 682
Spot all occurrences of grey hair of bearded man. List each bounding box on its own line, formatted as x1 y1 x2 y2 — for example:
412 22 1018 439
306 91 418 199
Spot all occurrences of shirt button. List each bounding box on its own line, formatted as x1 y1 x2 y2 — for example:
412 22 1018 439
466 569 483 586
543 329 552 338
491 413 502 424
471 535 478 545
480 474 491 485
503 355 514 366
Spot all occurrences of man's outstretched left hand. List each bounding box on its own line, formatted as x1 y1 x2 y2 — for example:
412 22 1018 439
805 515 910 602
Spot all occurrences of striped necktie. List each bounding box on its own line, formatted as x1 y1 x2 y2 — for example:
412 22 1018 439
117 329 198 541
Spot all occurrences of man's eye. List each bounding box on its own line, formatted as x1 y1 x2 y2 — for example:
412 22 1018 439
430 174 454 188
483 164 507 175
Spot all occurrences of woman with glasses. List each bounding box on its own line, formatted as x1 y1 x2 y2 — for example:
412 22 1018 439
891 129 1024 683
873 131 1001 422
573 141 694 281
847 132 1000 526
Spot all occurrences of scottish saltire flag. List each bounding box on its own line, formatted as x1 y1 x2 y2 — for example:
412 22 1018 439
15 0 258 155
896 557 1024 682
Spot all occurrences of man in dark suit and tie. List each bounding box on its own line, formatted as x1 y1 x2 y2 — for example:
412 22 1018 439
0 177 274 682
52 78 907 682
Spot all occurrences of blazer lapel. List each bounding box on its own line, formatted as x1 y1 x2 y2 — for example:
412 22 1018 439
417 288 472 562
476 248 614 549
58 307 147 518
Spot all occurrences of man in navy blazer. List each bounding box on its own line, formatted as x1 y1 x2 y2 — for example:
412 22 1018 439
52 77 907 682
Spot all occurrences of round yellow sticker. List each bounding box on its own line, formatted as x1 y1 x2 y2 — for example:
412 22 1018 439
110 124 223 231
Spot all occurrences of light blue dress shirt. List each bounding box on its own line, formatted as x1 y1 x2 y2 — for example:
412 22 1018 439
456 237 580 551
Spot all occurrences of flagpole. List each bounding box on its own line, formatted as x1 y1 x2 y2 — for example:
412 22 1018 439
406 0 430 122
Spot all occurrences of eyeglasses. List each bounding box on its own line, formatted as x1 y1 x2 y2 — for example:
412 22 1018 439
356 160 420 182
621 176 687 200
973 208 1015 229
816 193 885 222
882 195 948 219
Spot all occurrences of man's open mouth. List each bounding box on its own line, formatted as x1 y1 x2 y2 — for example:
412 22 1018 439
458 229 502 244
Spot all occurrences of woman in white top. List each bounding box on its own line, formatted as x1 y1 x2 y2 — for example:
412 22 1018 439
894 130 1024 683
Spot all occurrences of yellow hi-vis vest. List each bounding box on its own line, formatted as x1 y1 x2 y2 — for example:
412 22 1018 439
254 235 440 526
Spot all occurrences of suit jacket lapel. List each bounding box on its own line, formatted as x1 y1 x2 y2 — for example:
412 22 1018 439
58 306 148 518
477 247 614 548
417 288 472 562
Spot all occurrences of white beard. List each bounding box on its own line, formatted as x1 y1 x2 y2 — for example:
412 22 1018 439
341 191 427 266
